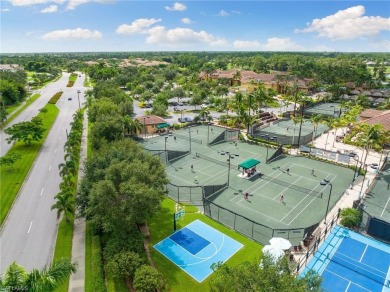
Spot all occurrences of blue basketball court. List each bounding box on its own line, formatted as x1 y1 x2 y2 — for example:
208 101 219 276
301 225 390 292
154 220 243 282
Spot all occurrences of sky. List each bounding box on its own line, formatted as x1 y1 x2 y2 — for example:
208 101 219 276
0 1 389 53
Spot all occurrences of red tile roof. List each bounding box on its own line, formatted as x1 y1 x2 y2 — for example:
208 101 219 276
136 115 166 125
363 111 390 131
360 109 390 119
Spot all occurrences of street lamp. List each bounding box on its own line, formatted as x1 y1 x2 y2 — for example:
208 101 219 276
359 164 368 200
207 122 210 146
143 116 150 139
226 151 239 186
189 128 192 153
320 179 333 224
77 89 81 109
165 136 168 163
261 134 277 164
352 154 360 183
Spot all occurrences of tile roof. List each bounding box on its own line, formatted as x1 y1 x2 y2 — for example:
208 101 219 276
136 115 167 125
360 109 390 118
363 111 390 131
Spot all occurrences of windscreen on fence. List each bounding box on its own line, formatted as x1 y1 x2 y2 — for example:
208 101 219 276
209 131 226 146
167 150 190 162
174 133 203 145
165 183 203 205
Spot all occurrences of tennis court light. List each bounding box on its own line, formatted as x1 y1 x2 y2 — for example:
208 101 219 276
320 180 333 224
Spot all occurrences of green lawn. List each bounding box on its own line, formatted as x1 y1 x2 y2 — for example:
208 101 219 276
69 73 78 82
2 94 41 129
148 198 262 292
0 103 59 225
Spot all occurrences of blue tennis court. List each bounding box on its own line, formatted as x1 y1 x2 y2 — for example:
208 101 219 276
301 225 390 292
154 220 243 282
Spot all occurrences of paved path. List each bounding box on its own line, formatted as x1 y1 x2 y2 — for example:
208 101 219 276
68 110 88 292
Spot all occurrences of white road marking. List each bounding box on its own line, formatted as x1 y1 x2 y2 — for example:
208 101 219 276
27 221 33 234
48 165 51 171
40 187 44 196
54 148 57 153
59 136 61 140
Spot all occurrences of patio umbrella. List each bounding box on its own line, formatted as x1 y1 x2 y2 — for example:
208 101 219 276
262 245 285 260
269 237 292 250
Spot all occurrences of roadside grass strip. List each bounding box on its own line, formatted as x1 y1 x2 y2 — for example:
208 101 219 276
0 103 59 225
1 94 41 129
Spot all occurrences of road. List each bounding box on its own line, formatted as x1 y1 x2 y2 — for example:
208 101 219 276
0 73 85 272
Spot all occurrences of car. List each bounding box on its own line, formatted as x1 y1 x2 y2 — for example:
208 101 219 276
145 104 152 108
170 101 178 106
178 102 184 106
184 117 193 122
67 97 72 101
200 104 208 109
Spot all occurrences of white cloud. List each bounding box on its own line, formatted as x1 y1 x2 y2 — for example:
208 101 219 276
295 5 390 40
66 0 114 10
218 10 229 17
116 18 161 35
41 4 57 13
1 8 10 12
181 18 192 24
146 26 227 47
9 0 65 6
165 2 186 11
233 37 304 51
42 28 102 40
231 10 241 15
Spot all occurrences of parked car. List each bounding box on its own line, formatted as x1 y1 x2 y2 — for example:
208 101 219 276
178 102 184 106
170 101 178 106
67 97 72 101
178 117 193 123
145 103 152 108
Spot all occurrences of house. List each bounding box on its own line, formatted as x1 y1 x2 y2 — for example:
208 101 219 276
136 115 170 136
360 109 390 131
0 64 20 72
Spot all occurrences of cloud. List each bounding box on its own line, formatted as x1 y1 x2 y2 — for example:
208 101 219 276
233 37 304 51
9 0 65 6
41 4 57 12
1 8 10 12
66 0 114 10
218 10 229 17
295 5 390 40
42 28 102 40
146 26 227 47
165 2 186 11
231 10 241 15
116 18 161 35
181 18 192 24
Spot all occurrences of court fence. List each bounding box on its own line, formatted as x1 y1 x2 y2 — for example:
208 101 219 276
148 149 190 163
294 211 340 274
252 126 314 146
203 192 318 247
299 145 352 165
165 183 204 205
209 128 240 146
356 202 390 243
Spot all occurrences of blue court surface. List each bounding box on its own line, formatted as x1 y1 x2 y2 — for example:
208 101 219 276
300 225 390 292
154 220 243 282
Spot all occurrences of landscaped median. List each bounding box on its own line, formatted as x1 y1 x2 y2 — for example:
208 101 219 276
0 103 59 225
1 94 41 129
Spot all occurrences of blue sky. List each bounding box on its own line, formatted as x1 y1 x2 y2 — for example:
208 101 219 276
1 1 389 53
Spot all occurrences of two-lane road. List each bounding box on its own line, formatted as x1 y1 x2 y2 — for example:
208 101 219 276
0 73 85 272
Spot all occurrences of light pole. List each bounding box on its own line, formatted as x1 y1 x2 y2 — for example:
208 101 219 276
77 89 81 109
320 179 333 224
226 151 239 186
352 154 360 183
189 128 192 153
359 164 368 200
165 136 168 163
207 122 210 146
261 134 277 164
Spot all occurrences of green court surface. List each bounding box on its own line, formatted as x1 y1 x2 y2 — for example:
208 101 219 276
142 125 354 245
363 162 390 222
304 102 345 118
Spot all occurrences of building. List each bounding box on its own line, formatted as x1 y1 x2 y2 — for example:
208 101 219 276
136 115 170 137
0 64 20 72
360 109 390 131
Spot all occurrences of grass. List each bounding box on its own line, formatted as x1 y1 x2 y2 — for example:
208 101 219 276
148 198 262 292
69 73 78 82
53 216 74 292
1 94 41 129
0 103 59 225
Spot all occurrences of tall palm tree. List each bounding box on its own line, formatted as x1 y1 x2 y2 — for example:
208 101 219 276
310 114 323 142
0 258 77 291
51 190 74 222
58 159 77 178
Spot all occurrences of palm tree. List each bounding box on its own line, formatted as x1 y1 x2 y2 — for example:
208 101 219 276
51 190 74 222
58 159 77 178
323 118 335 150
310 114 323 142
0 258 77 291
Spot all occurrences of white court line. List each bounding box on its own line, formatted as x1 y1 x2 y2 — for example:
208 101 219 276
54 148 57 153
236 201 288 223
324 269 371 292
48 165 51 171
40 187 44 196
272 176 304 200
359 245 368 262
288 162 335 178
381 195 390 218
288 173 336 225
27 221 33 234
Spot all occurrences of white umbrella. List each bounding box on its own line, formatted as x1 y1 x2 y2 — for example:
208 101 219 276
262 245 285 260
269 237 292 250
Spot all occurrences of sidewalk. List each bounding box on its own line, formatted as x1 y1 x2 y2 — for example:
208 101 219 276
68 110 88 292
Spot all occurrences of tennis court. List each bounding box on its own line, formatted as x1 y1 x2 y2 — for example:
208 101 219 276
304 102 346 118
154 219 243 282
142 125 353 245
252 118 328 145
301 225 390 292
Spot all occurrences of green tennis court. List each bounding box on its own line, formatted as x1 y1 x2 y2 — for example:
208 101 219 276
142 125 354 245
304 102 346 118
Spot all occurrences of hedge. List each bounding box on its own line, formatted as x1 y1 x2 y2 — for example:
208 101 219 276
48 91 63 104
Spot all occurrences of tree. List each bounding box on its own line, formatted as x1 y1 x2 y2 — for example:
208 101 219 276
51 190 74 222
0 152 22 171
209 254 321 292
0 258 77 291
133 265 165 292
310 114 323 142
90 115 124 150
106 251 144 279
5 116 44 145
340 208 361 229
151 102 168 117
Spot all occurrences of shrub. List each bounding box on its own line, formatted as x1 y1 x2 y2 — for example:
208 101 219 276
66 80 75 87
340 208 361 229
48 91 63 104
138 101 146 108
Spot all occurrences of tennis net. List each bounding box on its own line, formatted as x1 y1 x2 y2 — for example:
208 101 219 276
174 133 203 144
260 174 323 198
329 252 386 285
195 152 239 169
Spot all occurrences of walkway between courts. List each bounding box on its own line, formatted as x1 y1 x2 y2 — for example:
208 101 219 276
68 111 88 292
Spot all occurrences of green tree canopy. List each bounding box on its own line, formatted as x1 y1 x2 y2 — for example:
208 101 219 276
5 116 44 145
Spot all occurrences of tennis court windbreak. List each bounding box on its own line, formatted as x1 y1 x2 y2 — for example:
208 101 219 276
239 158 261 170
